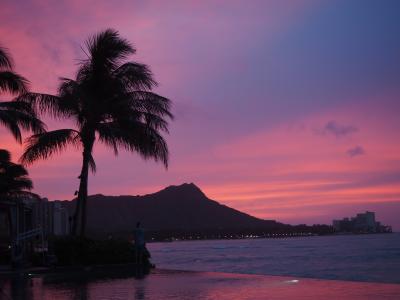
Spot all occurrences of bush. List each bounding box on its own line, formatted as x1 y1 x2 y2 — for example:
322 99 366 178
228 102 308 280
50 237 151 266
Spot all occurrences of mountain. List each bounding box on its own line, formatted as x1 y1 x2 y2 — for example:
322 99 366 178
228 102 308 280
63 183 282 236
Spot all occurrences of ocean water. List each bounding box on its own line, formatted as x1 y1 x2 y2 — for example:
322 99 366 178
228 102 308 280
1 234 399 299
148 233 400 284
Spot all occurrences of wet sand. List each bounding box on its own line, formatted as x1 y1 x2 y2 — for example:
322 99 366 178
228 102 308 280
1 269 399 299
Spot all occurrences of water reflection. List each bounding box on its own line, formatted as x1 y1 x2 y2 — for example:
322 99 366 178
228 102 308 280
134 285 146 300
9 277 31 300
71 282 88 300
1 270 400 300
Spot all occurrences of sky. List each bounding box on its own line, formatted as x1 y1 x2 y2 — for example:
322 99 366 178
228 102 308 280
1 0 400 229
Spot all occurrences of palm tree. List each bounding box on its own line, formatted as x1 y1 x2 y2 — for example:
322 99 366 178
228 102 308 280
0 149 38 201
20 29 173 236
0 45 45 142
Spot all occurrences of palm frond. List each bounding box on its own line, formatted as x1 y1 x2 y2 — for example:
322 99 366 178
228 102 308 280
97 123 119 155
113 62 157 91
143 112 170 132
107 91 172 133
0 100 36 114
75 61 92 84
0 109 23 142
58 78 80 98
88 153 97 173
133 124 169 167
0 161 29 178
0 46 13 69
20 129 81 165
16 92 75 119
85 28 136 71
97 121 169 167
0 176 33 192
57 78 81 114
0 104 46 143
123 91 173 119
0 71 29 94
0 149 11 162
0 148 35 197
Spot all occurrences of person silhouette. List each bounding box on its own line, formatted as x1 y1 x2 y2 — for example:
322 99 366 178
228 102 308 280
134 222 145 265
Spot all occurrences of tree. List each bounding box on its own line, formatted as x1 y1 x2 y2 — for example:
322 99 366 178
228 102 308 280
0 149 38 201
0 45 45 142
20 29 173 236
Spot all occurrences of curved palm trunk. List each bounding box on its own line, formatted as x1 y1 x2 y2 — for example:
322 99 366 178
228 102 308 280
73 130 95 237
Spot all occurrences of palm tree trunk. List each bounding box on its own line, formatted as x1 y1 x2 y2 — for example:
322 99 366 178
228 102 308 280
72 150 89 236
74 151 90 236
71 198 81 236
73 130 95 237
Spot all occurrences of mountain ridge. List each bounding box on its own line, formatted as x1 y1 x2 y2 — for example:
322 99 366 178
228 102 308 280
61 183 282 235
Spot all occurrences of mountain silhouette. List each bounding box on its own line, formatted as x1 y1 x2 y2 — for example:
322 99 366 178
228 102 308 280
62 183 282 236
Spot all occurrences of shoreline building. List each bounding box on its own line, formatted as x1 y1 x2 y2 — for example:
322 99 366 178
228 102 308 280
0 197 70 266
49 201 70 236
333 211 392 233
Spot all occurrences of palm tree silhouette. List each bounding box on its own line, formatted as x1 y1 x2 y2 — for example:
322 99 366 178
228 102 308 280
0 45 45 142
20 29 173 236
0 149 38 201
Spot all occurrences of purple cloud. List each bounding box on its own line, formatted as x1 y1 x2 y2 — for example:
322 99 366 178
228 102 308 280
322 121 358 138
347 146 365 157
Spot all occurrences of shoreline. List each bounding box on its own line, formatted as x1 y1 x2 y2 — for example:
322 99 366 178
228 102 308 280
1 265 399 286
148 231 396 244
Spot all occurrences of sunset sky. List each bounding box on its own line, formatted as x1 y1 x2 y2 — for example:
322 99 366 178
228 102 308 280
1 0 400 229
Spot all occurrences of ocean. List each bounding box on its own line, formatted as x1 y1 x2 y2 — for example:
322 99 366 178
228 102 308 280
148 233 400 284
1 234 399 299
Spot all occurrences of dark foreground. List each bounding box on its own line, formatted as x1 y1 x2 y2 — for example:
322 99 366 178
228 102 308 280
0 269 399 300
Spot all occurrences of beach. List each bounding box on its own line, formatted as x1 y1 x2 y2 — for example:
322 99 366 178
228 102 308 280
1 269 400 300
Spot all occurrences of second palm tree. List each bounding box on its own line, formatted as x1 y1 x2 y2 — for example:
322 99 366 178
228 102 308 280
20 29 173 237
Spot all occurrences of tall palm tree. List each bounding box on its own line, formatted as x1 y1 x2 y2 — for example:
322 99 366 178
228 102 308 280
0 149 38 201
20 29 173 236
0 45 45 142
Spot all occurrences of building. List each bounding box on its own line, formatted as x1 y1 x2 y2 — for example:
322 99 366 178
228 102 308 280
48 201 71 236
333 211 392 233
353 211 376 232
0 197 71 266
0 197 44 266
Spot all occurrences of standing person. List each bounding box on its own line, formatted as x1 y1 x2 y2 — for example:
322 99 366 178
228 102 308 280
134 222 145 265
